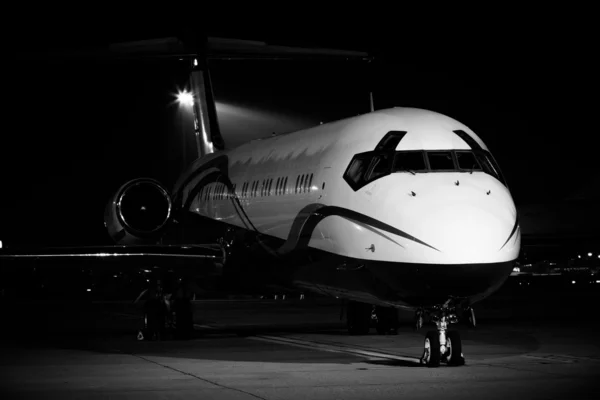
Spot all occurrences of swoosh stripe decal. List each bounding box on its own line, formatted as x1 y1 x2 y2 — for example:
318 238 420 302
278 204 439 255
499 217 519 250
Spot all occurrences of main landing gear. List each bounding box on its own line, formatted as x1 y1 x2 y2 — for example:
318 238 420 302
417 299 469 368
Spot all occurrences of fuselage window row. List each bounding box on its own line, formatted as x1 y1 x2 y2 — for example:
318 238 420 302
201 172 322 203
204 174 320 201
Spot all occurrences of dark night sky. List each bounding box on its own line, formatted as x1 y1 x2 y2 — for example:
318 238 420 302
1 20 597 247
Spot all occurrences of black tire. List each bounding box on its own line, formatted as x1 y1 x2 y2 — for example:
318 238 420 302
422 331 441 368
347 301 371 335
446 331 465 366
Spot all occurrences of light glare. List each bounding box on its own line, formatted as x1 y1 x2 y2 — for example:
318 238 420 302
177 91 194 107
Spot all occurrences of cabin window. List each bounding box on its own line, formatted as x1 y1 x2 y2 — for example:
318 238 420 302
295 175 300 194
299 175 305 193
308 173 314 192
284 177 288 195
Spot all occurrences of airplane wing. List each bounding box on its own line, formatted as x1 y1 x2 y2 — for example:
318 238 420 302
0 244 224 261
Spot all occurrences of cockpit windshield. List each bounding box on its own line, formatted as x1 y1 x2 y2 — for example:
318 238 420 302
344 149 507 191
393 151 427 173
427 151 455 170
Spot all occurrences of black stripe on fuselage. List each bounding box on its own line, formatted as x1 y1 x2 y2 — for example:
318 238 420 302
278 204 439 255
500 217 520 250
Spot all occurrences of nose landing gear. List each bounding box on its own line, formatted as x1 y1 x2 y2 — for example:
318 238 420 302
418 300 467 368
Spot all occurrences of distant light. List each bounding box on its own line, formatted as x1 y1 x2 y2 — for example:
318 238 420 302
176 90 194 107
578 255 581 259
87 288 91 292
113 275 118 278
596 280 600 284
572 280 576 284
598 255 600 259
194 58 198 66
0 240 2 249
588 252 593 257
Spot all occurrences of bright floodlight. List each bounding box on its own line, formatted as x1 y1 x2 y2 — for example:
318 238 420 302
177 90 194 107
588 252 593 257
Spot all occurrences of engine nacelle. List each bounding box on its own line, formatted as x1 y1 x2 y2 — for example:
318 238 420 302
104 178 172 245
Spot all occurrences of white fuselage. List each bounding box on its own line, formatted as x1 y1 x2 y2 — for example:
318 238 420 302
175 107 520 268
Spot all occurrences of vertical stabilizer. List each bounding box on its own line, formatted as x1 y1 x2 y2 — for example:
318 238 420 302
188 59 225 158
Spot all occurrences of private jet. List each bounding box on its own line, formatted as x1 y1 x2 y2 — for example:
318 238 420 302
1 36 520 367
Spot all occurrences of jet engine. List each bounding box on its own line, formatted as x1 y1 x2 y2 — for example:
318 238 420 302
104 178 172 245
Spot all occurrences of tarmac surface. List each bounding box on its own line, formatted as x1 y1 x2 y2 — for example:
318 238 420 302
1 279 599 399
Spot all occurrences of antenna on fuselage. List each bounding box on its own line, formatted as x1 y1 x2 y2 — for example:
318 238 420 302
367 56 375 112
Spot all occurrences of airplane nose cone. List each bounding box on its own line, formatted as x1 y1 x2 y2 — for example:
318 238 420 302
422 204 511 263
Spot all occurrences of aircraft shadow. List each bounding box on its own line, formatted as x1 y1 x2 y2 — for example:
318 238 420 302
363 359 423 368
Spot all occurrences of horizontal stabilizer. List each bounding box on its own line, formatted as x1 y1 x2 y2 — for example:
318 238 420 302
14 36 372 62
205 37 372 60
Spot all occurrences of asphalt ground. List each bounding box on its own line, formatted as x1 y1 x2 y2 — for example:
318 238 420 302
0 277 599 399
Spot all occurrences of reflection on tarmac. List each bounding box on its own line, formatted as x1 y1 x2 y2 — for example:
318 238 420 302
0 284 599 399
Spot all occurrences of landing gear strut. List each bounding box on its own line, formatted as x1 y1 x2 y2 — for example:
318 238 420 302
418 300 467 368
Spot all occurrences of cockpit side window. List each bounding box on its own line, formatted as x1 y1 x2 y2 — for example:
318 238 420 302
343 152 377 190
476 152 507 186
365 153 393 181
456 151 482 171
